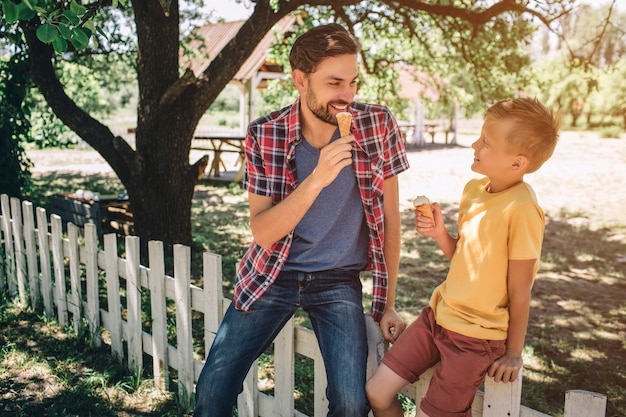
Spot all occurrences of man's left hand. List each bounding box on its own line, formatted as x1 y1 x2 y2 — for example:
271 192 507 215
379 307 406 343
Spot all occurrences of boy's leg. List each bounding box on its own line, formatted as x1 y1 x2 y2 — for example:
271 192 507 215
365 363 409 417
193 277 299 417
420 329 506 417
367 307 441 417
303 271 370 417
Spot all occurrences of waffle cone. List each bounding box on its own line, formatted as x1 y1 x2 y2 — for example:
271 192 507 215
336 112 352 137
415 204 434 219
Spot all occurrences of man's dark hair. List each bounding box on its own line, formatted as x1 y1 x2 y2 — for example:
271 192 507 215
289 23 358 73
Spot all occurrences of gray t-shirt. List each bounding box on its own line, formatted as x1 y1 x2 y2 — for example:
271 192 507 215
283 129 369 272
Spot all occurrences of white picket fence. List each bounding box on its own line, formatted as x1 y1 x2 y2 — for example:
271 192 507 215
0 193 608 417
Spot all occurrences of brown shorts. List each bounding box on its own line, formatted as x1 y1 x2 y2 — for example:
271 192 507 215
382 307 506 417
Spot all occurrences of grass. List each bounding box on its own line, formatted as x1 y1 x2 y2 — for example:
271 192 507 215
3 129 626 416
0 294 188 416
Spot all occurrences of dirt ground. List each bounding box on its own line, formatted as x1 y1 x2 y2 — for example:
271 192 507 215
27 129 626 227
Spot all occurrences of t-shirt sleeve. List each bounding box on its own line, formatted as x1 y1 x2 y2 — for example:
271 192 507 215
508 203 545 260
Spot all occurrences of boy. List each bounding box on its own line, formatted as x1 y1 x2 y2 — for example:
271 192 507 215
365 98 560 417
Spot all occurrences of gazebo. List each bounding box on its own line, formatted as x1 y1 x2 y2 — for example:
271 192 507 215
184 16 296 133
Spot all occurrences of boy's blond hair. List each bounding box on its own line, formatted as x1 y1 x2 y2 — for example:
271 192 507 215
485 97 561 173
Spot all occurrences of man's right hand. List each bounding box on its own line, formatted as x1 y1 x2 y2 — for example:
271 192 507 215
310 136 354 188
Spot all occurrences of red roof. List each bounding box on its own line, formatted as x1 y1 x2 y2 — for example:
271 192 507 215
182 15 295 81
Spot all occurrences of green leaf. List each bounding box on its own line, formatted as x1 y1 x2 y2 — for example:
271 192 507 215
71 27 90 49
17 3 36 20
57 23 72 40
95 25 108 41
62 9 80 25
36 23 58 43
70 0 86 16
2 1 19 23
83 19 95 36
21 0 35 10
52 36 68 53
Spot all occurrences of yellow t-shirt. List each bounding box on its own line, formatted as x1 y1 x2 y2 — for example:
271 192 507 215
429 177 545 340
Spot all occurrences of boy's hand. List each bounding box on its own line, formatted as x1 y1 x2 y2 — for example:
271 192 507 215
415 202 445 238
487 350 523 382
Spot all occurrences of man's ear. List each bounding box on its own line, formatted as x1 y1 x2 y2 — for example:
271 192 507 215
292 69 307 93
512 155 529 171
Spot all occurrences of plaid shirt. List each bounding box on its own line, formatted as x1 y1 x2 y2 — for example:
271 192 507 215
235 99 409 322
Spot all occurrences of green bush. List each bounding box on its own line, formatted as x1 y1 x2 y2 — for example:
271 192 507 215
599 126 623 139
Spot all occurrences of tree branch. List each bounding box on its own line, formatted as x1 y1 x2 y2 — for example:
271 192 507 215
20 19 136 184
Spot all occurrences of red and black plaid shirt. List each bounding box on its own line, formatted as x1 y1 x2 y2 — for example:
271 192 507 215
235 99 409 321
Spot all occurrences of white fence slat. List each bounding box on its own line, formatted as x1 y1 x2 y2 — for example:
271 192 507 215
84 223 101 347
125 235 142 373
68 223 83 333
1 194 15 294
22 201 40 310
0 211 3 290
174 244 194 408
202 252 222 348
564 390 607 417
313 337 327 417
148 240 168 391
51 214 68 326
10 197 27 305
104 233 123 362
520 405 552 417
239 361 259 417
273 317 295 416
482 368 522 417
36 207 53 318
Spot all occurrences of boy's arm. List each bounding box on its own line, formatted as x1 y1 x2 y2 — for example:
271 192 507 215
487 258 536 383
416 202 458 259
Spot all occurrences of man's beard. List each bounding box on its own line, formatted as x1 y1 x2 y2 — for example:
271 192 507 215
306 90 350 126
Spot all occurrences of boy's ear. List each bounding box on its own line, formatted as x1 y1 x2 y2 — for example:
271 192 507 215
512 155 529 171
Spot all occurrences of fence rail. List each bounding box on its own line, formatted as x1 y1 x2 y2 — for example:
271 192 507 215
0 194 607 417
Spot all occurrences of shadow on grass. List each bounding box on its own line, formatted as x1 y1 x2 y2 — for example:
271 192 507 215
0 303 190 417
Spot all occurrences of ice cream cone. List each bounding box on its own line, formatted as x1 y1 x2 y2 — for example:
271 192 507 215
336 112 352 137
413 195 433 219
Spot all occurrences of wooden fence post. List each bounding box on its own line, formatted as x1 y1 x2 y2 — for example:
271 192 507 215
22 201 40 311
10 197 27 305
125 235 143 373
148 240 168 391
36 207 53 318
564 390 607 417
68 223 83 333
272 317 295 416
1 194 15 295
482 368 522 417
174 244 194 408
104 233 123 362
239 362 259 417
84 223 100 347
51 214 68 326
202 252 223 349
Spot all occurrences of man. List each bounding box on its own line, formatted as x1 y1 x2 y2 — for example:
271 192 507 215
194 23 409 417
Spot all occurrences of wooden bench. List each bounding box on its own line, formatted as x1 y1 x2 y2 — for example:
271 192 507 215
48 193 133 240
191 135 245 178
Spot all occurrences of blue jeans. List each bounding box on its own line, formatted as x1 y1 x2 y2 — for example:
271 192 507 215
193 270 369 417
